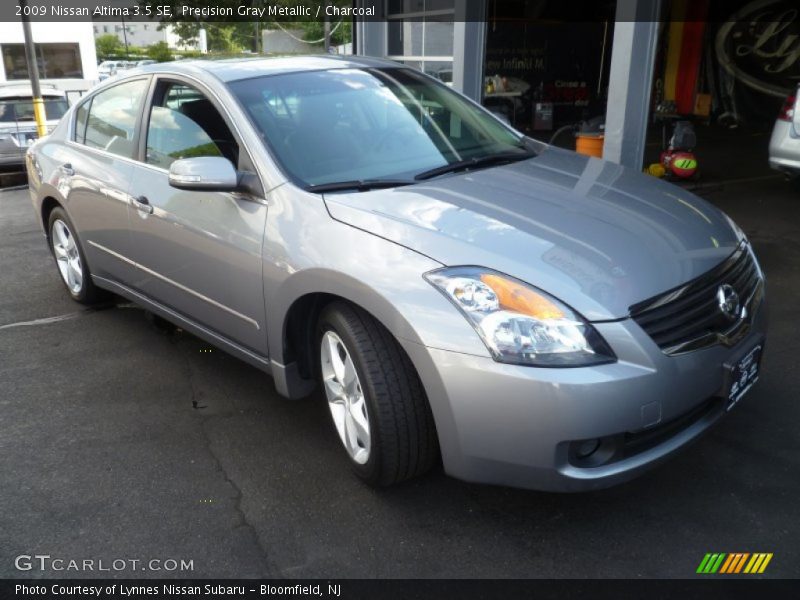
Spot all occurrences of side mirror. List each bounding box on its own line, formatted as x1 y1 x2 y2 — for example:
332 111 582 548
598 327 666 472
793 90 800 136
168 156 238 191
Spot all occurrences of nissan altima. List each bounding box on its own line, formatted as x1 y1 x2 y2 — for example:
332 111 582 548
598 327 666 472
25 56 767 491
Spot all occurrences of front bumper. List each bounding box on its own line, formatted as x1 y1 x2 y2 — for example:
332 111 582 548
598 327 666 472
403 298 768 492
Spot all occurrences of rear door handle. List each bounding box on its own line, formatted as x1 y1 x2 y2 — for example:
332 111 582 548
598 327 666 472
59 163 74 176
132 195 154 214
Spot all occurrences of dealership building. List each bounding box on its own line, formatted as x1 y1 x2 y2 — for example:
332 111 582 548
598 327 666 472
353 0 796 170
0 21 98 98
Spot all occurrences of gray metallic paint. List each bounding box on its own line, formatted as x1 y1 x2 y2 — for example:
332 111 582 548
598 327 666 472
26 58 768 491
325 146 743 321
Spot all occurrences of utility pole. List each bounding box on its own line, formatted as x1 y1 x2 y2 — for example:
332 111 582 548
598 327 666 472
19 0 47 138
120 15 130 59
324 1 331 53
253 1 261 54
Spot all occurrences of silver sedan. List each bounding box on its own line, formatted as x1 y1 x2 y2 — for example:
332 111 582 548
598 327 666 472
26 56 767 491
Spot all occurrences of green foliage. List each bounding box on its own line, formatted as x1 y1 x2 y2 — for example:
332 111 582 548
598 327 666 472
167 22 202 48
137 0 354 53
147 42 174 62
297 19 352 47
95 34 124 59
206 25 247 53
175 50 204 59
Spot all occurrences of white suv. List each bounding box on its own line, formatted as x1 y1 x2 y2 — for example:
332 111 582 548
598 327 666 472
0 85 68 168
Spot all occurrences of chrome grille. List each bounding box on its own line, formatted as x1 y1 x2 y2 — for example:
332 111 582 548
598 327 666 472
630 243 763 355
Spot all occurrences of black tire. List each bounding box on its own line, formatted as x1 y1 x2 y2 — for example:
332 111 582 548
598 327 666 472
317 301 439 486
47 207 105 304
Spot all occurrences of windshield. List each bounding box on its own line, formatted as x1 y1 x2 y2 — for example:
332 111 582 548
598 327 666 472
0 97 69 122
229 67 527 187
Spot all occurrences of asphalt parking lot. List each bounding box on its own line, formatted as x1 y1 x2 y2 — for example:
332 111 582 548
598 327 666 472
1 171 799 579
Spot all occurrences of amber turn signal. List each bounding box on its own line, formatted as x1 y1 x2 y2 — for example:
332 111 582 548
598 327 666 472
480 274 565 319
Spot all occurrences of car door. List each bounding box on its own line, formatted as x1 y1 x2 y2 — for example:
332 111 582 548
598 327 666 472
63 77 150 285
124 77 268 355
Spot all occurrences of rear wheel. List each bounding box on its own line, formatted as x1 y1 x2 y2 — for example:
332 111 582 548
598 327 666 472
317 302 438 486
48 207 104 304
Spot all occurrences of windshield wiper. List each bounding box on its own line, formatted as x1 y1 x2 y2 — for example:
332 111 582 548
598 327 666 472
305 179 416 193
414 151 536 181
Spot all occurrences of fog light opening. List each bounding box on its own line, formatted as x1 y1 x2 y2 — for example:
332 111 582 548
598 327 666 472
575 438 601 459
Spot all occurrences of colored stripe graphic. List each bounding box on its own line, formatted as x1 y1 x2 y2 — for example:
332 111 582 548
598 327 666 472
734 553 750 573
719 554 735 573
721 553 749 573
699 553 773 574
697 553 727 573
744 553 773 574
697 553 713 573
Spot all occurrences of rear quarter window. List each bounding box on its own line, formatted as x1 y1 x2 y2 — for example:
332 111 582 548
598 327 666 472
74 99 90 144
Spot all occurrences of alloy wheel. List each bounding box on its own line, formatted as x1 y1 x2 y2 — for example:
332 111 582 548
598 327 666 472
52 219 83 294
320 330 371 465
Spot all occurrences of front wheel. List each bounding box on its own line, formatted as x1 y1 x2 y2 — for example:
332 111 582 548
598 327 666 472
317 302 438 486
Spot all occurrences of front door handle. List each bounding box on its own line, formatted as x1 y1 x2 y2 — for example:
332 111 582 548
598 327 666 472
59 163 74 176
132 195 154 214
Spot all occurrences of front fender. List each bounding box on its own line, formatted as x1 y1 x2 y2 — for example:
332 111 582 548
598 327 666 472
262 185 491 395
263 187 493 475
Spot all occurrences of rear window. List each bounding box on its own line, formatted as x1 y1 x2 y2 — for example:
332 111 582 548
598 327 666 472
0 96 69 122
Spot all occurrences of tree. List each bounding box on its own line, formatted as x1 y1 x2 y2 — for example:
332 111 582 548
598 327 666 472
95 34 123 59
206 24 247 53
297 19 352 47
157 22 251 53
139 0 355 53
147 41 173 62
166 22 201 48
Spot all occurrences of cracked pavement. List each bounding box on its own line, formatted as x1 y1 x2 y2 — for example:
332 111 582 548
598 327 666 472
1 176 799 578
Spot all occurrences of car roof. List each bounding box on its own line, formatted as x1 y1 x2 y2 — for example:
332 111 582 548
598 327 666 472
129 54 401 83
0 84 66 99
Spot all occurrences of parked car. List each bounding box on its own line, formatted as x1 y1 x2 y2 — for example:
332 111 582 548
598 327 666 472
97 60 135 81
0 85 68 168
26 57 767 491
768 87 800 176
135 59 157 67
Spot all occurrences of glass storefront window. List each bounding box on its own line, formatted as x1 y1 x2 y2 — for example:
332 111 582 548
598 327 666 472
1 43 83 80
388 18 454 57
386 0 454 82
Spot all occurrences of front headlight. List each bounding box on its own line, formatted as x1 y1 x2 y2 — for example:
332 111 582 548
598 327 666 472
425 267 615 367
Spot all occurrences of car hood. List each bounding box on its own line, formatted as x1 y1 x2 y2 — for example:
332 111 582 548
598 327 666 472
323 146 743 321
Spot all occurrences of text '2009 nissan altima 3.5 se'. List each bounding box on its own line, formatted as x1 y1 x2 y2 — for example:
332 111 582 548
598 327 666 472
26 56 767 492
